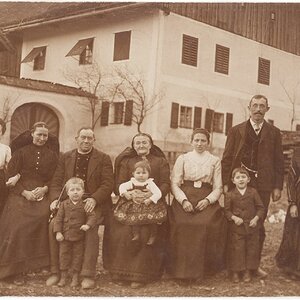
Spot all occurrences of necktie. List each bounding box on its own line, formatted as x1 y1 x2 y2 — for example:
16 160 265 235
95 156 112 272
254 124 260 135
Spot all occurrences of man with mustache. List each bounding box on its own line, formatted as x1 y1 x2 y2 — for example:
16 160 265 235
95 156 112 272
222 94 284 278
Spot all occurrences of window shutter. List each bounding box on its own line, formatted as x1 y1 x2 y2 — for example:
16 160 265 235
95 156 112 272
100 101 110 126
113 31 131 61
124 100 133 126
205 109 214 132
215 44 230 74
181 34 198 67
193 106 202 129
258 57 270 85
225 113 233 135
170 102 179 128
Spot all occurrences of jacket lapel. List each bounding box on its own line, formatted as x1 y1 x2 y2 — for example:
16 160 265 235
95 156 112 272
259 120 270 143
65 150 76 180
87 148 98 182
236 121 247 157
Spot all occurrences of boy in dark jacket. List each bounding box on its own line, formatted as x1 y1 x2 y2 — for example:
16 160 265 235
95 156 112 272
224 168 265 283
54 177 97 287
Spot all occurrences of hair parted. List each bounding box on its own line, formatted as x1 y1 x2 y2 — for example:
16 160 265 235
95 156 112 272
231 167 250 179
31 122 48 133
191 128 210 143
133 160 151 174
65 177 85 192
249 94 269 107
76 127 95 138
131 132 154 148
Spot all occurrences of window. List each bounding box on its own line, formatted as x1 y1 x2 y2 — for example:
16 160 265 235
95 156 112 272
181 34 198 67
113 31 131 61
215 44 230 75
21 46 47 71
258 57 270 85
111 102 124 124
66 38 94 65
213 112 224 133
179 106 192 128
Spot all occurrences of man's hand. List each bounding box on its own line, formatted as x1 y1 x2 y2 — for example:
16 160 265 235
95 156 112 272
84 197 96 213
195 199 209 211
6 174 20 187
80 224 91 231
56 232 64 242
232 215 243 226
144 198 152 206
272 188 281 202
223 185 229 193
249 216 259 227
50 199 59 211
32 186 48 200
182 200 194 213
22 190 36 201
290 204 298 218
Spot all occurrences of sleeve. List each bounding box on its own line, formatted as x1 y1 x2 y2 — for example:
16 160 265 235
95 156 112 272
171 155 188 205
206 158 223 204
86 210 97 228
221 127 236 186
287 163 297 205
157 157 170 198
90 153 114 206
274 128 284 190
5 146 11 167
148 180 162 203
224 192 234 221
119 181 133 196
253 189 265 220
53 202 65 233
115 158 130 196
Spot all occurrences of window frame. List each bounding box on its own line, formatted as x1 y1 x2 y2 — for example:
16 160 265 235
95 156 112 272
179 105 193 129
113 30 131 61
212 112 224 133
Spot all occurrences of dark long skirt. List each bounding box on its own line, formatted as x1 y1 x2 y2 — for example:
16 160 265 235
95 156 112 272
0 170 8 216
276 205 300 274
104 209 167 283
166 184 227 279
0 190 50 279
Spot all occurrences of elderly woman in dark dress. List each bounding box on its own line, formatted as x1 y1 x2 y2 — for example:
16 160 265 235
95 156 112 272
276 148 300 279
105 133 170 288
167 128 227 284
0 122 58 284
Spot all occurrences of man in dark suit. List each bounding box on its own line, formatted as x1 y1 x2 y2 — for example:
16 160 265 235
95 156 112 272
222 94 284 278
46 127 114 289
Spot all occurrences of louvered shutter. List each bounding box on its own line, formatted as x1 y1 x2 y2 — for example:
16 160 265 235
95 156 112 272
100 101 110 126
193 106 202 129
225 113 233 135
124 100 133 126
258 57 270 85
205 109 214 132
170 102 179 128
215 44 230 74
181 34 198 67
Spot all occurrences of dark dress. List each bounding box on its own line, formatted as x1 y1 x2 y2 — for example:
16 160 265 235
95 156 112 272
106 153 170 283
276 150 300 275
0 144 58 279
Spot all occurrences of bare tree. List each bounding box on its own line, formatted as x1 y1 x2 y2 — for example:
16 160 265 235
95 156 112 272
0 93 18 123
112 66 163 133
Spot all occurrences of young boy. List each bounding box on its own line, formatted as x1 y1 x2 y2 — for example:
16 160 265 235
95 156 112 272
53 177 97 287
224 167 265 283
115 160 166 245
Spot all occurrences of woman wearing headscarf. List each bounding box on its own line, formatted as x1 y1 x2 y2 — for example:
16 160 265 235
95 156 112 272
104 132 170 288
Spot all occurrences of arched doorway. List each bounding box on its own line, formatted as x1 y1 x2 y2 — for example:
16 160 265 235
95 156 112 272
10 103 59 141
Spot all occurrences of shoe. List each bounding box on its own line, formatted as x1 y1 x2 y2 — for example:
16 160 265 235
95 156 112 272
46 274 60 286
131 234 140 242
130 281 144 289
70 273 79 288
13 274 25 286
256 267 268 278
81 277 95 289
146 235 156 246
243 270 251 283
57 271 67 287
232 272 240 283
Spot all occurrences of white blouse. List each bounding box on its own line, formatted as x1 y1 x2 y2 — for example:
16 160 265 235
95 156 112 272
0 143 11 169
171 150 223 205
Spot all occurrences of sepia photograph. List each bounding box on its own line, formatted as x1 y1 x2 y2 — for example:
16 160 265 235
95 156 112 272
0 1 298 296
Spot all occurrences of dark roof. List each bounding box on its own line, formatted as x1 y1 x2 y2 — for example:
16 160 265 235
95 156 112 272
0 75 95 98
0 2 134 28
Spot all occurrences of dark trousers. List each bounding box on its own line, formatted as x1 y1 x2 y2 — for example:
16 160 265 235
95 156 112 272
49 218 100 277
59 239 84 272
228 230 260 272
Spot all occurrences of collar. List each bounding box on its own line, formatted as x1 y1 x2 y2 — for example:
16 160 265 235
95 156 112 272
236 187 247 195
249 119 264 130
131 177 152 186
77 148 93 155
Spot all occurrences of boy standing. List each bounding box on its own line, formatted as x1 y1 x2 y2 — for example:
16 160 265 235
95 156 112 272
54 177 97 287
224 168 265 283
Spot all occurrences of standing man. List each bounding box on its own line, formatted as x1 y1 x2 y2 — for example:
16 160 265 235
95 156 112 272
46 127 114 289
222 94 284 278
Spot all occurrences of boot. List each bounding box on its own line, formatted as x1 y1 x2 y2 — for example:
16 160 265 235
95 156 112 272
57 271 67 287
70 272 79 288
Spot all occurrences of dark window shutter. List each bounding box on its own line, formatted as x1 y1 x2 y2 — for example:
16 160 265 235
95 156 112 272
205 109 214 132
100 101 110 126
258 57 270 85
170 102 179 128
113 31 131 61
193 106 202 129
225 113 233 135
181 34 198 67
124 100 133 126
215 44 230 74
